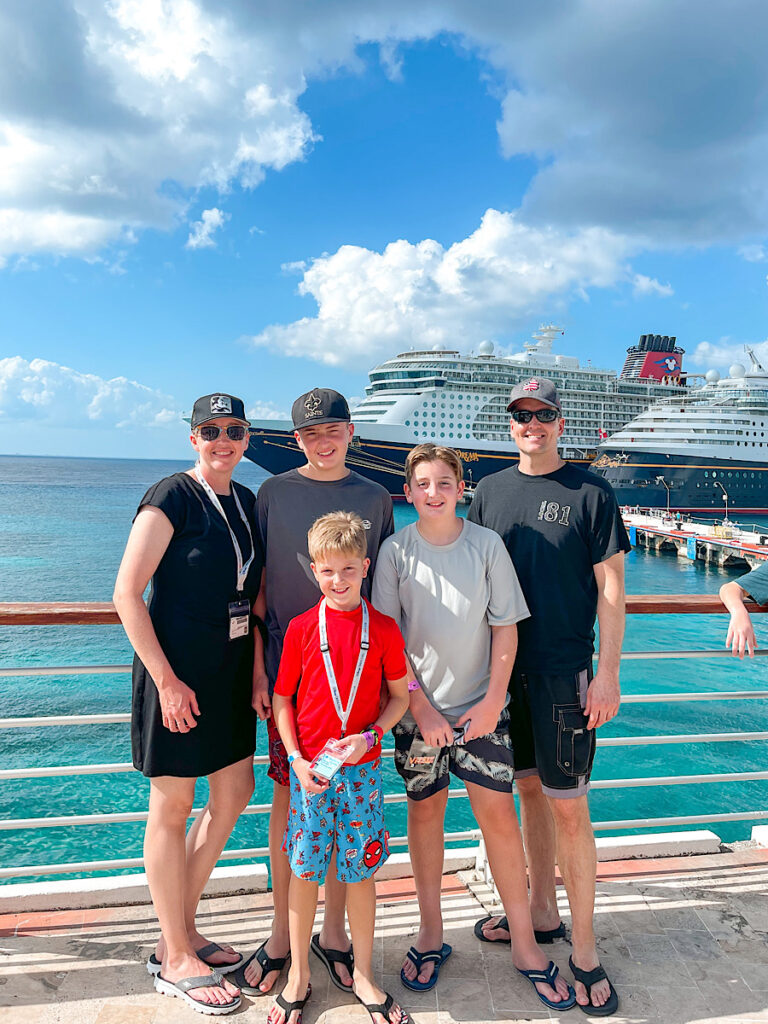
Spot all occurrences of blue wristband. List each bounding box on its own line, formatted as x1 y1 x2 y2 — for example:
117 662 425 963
287 750 301 765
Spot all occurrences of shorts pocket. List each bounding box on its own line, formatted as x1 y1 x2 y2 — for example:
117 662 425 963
556 707 592 778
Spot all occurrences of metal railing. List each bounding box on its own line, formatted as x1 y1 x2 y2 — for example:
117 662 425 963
2 596 768 881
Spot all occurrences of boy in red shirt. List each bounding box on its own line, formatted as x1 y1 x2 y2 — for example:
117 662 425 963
271 512 411 1024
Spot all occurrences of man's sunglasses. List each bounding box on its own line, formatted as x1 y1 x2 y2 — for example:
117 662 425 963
197 424 249 441
510 408 560 424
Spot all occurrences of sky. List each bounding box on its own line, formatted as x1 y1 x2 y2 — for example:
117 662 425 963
2 0 768 458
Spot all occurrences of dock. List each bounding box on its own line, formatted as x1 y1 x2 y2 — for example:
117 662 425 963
625 510 768 569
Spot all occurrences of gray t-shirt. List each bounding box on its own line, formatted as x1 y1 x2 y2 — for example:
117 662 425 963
256 468 394 687
372 519 529 721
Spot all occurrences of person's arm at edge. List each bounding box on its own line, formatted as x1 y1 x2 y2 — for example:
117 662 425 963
113 505 200 732
456 623 517 741
720 580 756 658
251 569 271 717
587 550 625 730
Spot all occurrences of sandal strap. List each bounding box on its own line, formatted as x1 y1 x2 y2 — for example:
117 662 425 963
196 941 226 960
405 946 443 968
175 971 226 992
518 961 559 986
275 984 312 1014
569 956 608 989
256 941 290 974
321 945 354 967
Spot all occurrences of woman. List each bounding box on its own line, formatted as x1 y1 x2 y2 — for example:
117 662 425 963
114 393 267 1015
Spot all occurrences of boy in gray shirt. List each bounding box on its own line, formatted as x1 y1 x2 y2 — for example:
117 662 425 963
372 444 575 1011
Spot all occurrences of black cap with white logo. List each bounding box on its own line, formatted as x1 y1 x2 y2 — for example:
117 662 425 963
191 393 249 428
292 388 351 431
506 377 562 413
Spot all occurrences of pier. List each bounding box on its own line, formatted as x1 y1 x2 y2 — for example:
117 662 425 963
625 510 768 570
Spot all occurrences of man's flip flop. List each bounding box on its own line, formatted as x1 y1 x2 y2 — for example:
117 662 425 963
310 933 354 992
569 955 619 1016
516 961 577 1011
229 938 290 995
146 941 245 977
268 983 311 1024
355 990 413 1023
474 915 567 945
400 942 452 992
154 970 241 1015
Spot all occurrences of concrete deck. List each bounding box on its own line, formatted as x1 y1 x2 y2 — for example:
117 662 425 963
4 848 768 1023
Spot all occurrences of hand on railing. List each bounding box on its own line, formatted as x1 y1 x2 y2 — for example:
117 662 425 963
157 677 200 732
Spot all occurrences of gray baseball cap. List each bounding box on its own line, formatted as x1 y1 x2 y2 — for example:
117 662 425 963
506 377 562 413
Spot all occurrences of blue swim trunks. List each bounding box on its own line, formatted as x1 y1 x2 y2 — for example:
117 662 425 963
284 759 389 883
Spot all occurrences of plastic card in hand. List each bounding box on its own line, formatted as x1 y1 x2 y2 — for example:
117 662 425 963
406 735 440 774
309 740 346 781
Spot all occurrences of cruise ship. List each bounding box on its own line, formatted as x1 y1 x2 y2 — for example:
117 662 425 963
592 347 768 512
245 327 688 495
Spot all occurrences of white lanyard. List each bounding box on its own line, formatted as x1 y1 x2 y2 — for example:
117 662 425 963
318 597 370 736
193 465 255 592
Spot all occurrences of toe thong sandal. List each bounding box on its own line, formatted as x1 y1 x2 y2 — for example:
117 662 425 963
356 991 412 1023
399 942 452 992
146 941 244 977
516 960 577 1012
569 955 619 1016
229 938 289 996
310 932 355 992
269 984 311 1024
154 970 240 1015
474 915 567 945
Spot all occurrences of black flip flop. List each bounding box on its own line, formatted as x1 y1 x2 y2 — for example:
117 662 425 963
310 932 354 992
356 990 412 1023
270 983 311 1024
474 915 567 945
229 938 290 996
569 955 619 1016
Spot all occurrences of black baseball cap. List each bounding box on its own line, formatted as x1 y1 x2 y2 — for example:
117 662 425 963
506 377 562 413
191 393 249 428
292 388 351 431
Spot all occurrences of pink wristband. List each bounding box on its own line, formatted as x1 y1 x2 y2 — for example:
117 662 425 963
407 678 420 692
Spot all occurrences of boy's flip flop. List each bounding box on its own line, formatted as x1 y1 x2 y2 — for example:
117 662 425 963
355 990 413 1023
569 955 619 1016
474 914 567 945
229 939 290 995
268 983 311 1024
154 970 241 1015
516 961 577 1012
310 933 354 992
146 942 245 977
400 942 452 992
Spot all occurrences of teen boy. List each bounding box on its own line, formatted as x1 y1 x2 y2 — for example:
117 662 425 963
234 389 394 996
720 562 768 657
372 444 576 1011
468 378 629 1016
271 512 410 1024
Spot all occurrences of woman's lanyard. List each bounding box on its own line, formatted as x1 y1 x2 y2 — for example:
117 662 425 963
318 598 370 737
193 465 255 593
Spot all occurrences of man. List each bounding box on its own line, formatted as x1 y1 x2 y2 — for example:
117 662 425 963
468 377 629 1016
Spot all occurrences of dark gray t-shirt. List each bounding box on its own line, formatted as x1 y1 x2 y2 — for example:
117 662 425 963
256 468 394 687
468 464 630 674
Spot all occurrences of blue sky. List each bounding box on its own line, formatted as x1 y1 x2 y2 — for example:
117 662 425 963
2 1 768 458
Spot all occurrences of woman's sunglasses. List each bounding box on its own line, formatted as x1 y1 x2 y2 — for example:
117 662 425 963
197 424 249 441
510 408 560 424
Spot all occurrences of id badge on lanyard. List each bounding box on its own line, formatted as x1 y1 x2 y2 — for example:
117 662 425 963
194 465 255 641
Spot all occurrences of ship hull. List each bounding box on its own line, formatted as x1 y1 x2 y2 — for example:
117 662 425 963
246 427 591 496
592 449 768 512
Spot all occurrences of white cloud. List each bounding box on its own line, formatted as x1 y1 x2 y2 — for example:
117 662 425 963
247 209 637 368
691 338 768 370
0 356 181 428
739 244 767 262
247 400 288 420
186 207 228 249
632 273 673 298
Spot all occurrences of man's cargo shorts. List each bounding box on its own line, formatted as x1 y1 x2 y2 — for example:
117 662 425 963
509 664 596 799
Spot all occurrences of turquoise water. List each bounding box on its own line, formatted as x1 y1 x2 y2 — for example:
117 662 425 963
2 454 768 882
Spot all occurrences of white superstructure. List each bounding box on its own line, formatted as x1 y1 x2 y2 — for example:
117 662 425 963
351 325 688 456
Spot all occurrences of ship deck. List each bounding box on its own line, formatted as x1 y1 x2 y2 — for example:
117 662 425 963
4 846 768 1024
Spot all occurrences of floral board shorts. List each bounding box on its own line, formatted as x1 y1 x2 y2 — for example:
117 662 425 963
267 714 290 787
283 759 389 883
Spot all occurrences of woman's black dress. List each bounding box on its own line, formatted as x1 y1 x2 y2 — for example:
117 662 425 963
131 472 264 778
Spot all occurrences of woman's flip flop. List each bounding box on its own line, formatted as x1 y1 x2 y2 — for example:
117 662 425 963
229 938 289 995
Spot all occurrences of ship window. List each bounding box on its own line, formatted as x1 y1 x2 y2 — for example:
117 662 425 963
712 471 717 478
432 403 436 408
704 471 709 478
752 473 756 478
440 432 445 438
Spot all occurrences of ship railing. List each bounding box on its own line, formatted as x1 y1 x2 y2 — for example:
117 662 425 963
2 595 768 882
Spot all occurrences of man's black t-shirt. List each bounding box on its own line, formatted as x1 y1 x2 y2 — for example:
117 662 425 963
467 463 630 674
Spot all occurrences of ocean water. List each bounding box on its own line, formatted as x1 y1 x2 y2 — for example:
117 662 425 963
2 454 768 883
